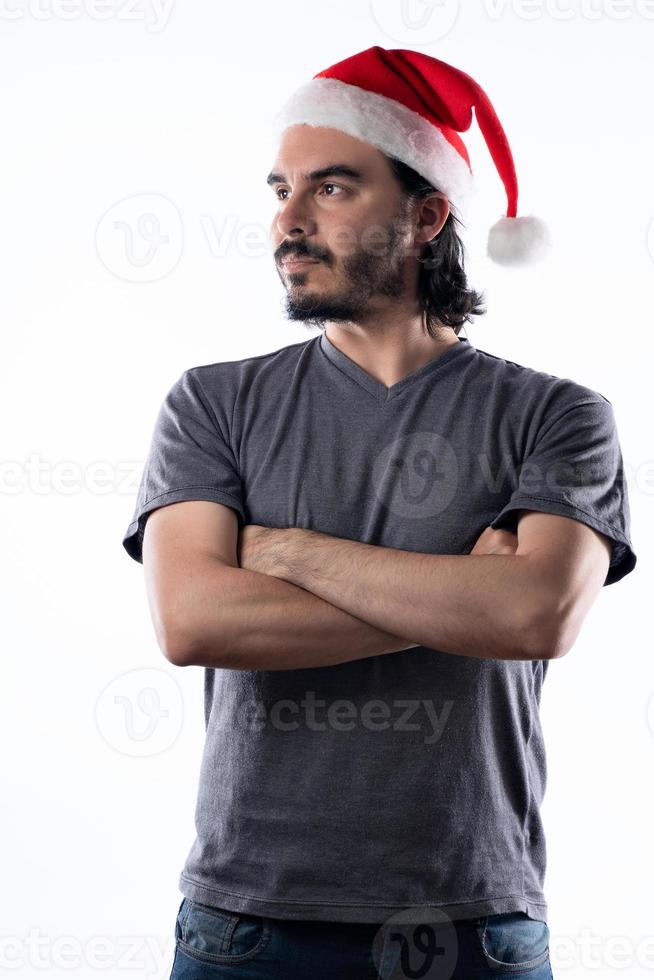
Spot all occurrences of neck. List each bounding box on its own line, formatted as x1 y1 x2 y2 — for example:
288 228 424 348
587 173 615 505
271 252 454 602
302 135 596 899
324 316 460 390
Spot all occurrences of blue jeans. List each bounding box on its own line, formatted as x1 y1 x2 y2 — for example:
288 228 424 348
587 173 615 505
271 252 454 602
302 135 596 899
169 896 554 979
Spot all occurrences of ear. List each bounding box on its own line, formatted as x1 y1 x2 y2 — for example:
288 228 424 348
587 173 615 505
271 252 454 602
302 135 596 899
415 191 450 244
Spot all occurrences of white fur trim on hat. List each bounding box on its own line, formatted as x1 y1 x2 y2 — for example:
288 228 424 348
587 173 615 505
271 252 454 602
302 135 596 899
271 77 475 218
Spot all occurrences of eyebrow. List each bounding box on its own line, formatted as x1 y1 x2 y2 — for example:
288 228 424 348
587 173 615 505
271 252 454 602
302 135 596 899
266 164 366 187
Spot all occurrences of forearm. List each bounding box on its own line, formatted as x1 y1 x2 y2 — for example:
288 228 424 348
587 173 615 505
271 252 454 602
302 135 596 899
179 560 417 671
277 530 550 662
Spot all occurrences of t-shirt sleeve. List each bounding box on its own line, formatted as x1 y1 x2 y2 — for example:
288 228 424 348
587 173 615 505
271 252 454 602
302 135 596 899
122 368 245 564
489 394 637 587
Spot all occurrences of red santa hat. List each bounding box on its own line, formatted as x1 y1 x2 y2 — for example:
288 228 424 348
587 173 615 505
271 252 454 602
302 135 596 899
271 45 551 267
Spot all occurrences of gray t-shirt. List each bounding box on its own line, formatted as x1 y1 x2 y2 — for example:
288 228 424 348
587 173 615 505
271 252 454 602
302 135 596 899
122 331 636 924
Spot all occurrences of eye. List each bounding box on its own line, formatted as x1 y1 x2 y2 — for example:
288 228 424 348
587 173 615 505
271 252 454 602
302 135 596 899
318 182 345 197
274 182 346 201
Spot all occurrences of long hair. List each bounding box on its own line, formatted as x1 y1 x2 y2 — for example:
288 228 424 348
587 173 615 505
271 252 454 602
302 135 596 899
386 155 486 339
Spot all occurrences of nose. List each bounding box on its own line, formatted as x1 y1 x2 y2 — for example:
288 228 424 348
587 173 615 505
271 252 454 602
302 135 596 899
274 193 318 241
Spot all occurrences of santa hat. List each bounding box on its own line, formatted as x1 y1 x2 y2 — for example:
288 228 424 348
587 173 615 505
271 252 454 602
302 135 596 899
270 45 551 267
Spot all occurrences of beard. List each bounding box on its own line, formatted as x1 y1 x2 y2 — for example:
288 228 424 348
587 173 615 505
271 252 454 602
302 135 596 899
277 200 413 330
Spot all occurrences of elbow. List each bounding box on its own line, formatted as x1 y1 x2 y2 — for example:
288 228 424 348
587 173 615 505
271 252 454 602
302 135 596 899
156 589 245 668
164 644 194 668
163 619 236 669
160 619 209 668
519 604 574 661
526 631 567 662
519 619 557 661
147 598 200 668
147 561 240 668
161 629 195 668
544 623 577 661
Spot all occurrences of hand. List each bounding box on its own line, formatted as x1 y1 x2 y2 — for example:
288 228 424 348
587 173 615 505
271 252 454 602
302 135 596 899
237 523 289 576
470 525 519 556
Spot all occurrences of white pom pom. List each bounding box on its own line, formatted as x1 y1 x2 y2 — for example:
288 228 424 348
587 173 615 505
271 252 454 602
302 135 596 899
486 215 552 267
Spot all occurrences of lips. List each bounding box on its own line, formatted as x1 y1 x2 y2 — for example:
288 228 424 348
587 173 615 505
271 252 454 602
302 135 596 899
282 257 320 268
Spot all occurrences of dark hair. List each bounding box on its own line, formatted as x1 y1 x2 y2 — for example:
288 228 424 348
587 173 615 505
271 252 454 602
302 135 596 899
386 155 486 339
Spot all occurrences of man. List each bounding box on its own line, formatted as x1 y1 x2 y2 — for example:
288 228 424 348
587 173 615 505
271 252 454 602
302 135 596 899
123 47 636 980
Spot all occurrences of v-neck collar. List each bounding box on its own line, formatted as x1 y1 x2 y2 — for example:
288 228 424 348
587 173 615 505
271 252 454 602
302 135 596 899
318 330 472 403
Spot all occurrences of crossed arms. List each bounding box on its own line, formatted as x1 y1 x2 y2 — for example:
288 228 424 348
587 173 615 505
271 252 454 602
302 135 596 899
142 501 612 670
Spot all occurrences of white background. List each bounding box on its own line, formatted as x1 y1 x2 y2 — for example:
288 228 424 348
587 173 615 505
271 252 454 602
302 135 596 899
1 1 652 978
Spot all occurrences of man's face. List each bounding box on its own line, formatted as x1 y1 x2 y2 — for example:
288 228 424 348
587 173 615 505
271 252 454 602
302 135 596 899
267 125 426 328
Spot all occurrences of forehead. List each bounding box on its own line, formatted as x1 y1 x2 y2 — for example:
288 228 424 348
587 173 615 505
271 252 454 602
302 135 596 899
267 124 391 183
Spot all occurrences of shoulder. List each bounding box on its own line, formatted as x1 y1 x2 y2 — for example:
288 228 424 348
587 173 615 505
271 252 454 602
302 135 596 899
182 336 317 398
469 343 613 416
186 336 316 383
